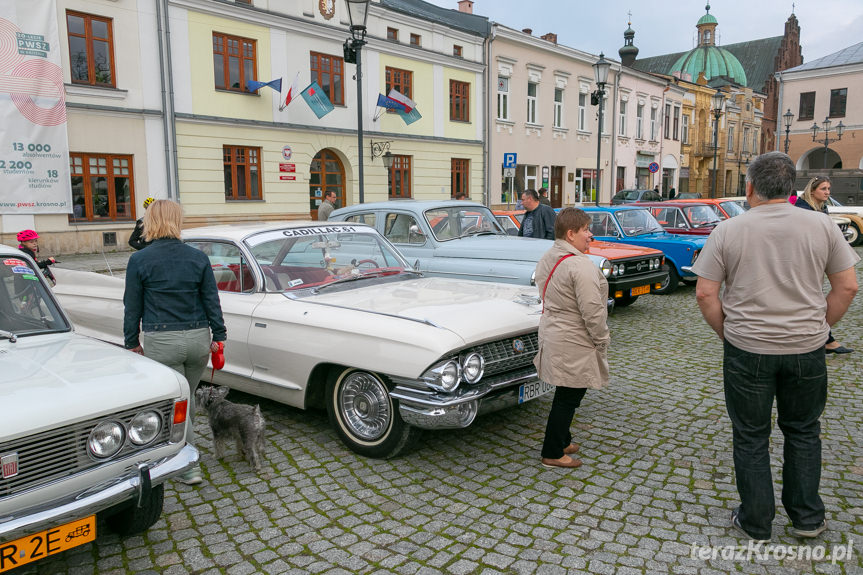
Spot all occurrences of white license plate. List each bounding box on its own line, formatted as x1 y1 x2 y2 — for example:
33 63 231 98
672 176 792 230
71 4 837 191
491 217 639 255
518 380 554 404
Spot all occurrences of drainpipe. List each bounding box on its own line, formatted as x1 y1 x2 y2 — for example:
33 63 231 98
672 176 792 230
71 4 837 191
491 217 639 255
155 0 173 200
164 0 180 200
659 86 669 195
608 66 620 200
483 25 493 207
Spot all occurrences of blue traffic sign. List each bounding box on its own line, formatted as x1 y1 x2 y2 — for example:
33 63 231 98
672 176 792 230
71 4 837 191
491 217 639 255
503 153 517 169
648 162 660 173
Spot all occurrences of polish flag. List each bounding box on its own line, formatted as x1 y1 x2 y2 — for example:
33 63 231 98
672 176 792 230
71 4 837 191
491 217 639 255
281 72 301 111
387 89 416 114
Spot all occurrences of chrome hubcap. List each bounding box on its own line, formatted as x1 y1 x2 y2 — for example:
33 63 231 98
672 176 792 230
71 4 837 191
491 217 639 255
339 372 391 441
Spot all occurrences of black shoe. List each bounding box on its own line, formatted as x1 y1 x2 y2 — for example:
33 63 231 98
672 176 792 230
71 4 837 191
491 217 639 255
731 508 770 543
791 519 827 538
825 346 853 354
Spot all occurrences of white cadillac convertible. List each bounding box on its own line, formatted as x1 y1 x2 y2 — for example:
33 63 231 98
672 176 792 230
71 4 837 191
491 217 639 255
54 222 548 459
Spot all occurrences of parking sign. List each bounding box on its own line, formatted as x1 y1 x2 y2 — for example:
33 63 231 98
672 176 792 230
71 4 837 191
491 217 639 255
503 153 517 169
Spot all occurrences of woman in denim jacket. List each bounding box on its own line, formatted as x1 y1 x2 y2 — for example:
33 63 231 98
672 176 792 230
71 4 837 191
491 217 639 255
123 200 227 484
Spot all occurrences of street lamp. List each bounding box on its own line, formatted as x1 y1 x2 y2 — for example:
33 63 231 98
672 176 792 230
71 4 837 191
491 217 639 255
710 90 725 198
811 116 844 170
344 0 371 203
591 52 611 206
782 108 794 155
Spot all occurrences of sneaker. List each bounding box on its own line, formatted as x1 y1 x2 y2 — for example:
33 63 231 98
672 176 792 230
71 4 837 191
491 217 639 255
731 508 770 543
791 520 827 538
176 467 203 485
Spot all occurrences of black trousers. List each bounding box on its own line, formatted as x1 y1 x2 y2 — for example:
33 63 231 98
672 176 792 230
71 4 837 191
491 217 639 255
723 340 827 540
541 386 587 459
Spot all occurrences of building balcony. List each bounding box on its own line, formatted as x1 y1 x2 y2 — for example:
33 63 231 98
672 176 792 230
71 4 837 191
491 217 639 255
692 142 719 157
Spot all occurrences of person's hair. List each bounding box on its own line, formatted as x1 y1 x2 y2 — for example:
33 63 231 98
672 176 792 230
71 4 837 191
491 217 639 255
521 189 539 201
538 187 548 195
746 152 796 200
325 190 337 199
801 176 830 211
554 207 590 240
143 199 183 241
454 192 467 200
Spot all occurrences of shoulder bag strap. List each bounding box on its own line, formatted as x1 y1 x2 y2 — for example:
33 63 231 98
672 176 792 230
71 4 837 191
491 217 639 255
542 254 576 313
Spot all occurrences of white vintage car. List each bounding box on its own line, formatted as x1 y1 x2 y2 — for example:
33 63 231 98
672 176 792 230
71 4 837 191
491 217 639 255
0 246 196 572
53 222 547 459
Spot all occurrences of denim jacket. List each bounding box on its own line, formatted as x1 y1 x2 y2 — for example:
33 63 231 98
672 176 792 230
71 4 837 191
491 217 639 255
123 238 227 349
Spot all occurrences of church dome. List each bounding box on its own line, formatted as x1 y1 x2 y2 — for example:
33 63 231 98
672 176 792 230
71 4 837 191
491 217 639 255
670 46 747 84
669 3 747 85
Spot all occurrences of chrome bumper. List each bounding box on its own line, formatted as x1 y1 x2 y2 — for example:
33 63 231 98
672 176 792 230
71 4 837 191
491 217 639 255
681 265 694 274
0 444 198 542
390 367 541 430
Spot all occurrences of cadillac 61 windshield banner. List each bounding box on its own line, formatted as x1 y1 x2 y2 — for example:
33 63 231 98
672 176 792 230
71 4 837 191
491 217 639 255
0 0 72 214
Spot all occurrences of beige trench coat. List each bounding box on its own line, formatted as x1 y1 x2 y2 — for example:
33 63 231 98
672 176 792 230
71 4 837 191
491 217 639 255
533 239 610 390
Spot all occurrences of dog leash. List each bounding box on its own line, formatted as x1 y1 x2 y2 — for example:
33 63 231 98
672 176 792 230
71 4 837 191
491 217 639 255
210 341 225 383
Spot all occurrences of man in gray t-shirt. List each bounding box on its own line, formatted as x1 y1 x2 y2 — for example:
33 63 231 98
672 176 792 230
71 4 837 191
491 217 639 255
693 152 859 542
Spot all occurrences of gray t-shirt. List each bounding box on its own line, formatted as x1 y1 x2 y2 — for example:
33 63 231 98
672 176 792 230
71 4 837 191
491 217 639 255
692 201 859 354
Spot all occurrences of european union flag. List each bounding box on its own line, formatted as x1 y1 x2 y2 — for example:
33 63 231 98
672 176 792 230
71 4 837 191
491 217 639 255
301 82 334 119
376 93 406 111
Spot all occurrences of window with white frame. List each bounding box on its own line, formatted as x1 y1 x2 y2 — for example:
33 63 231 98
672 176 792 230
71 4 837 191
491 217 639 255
497 76 509 120
636 103 644 139
649 106 657 140
752 129 759 155
578 92 587 131
524 165 538 190
673 105 680 140
618 99 627 136
682 114 689 144
743 126 750 153
727 124 735 151
664 103 671 139
527 82 537 124
553 88 564 128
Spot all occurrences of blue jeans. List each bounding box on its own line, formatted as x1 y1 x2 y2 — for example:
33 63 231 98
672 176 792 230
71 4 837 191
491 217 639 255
723 340 827 539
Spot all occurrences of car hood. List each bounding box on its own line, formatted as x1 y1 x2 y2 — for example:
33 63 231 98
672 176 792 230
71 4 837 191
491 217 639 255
0 332 186 441
306 276 541 344
431 235 607 267
587 240 662 259
618 231 707 248
432 234 553 262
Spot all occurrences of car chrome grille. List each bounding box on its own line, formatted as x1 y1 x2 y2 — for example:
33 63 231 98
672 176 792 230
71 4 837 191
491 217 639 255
0 400 175 499
469 332 539 377
620 257 655 276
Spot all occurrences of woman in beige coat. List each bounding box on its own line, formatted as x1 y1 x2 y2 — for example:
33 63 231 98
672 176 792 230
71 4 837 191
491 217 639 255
534 208 610 469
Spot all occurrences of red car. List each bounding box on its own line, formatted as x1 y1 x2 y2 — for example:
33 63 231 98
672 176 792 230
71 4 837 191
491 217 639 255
493 210 668 307
636 201 722 235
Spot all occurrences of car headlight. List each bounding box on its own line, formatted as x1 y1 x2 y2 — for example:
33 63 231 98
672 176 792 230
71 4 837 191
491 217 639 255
88 421 125 458
129 410 162 445
420 359 461 392
600 258 612 278
462 352 485 384
611 264 619 276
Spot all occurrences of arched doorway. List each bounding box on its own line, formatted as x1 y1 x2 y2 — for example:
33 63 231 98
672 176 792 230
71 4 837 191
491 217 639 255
309 149 345 219
803 147 842 171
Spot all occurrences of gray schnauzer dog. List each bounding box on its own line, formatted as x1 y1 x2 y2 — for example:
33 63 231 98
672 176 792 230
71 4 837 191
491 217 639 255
195 385 266 473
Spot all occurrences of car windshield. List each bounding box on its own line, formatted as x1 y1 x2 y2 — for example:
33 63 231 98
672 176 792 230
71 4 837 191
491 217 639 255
682 205 722 227
0 256 69 338
424 206 506 241
615 190 643 201
245 225 411 294
718 201 747 217
614 209 665 236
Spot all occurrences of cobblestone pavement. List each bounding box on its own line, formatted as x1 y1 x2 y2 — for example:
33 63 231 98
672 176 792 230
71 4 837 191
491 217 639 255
21 248 863 574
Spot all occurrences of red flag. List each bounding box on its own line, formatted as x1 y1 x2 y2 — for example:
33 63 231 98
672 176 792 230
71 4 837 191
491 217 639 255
280 72 301 111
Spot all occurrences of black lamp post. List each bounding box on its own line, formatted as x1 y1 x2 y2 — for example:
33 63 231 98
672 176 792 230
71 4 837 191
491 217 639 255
344 0 370 203
811 116 844 170
710 90 725 198
591 53 611 206
782 108 794 155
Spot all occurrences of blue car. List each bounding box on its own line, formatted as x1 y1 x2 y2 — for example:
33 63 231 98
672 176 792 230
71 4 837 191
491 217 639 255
581 206 706 294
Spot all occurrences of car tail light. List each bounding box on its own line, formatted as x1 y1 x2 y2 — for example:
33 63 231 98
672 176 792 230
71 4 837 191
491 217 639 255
171 400 188 443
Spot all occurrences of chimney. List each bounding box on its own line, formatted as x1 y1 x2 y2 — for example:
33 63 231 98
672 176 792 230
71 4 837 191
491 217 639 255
457 0 473 14
541 32 557 44
522 28 532 35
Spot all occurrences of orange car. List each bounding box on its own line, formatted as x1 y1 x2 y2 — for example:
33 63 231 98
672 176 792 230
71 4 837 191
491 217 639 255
668 197 748 220
493 210 668 307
